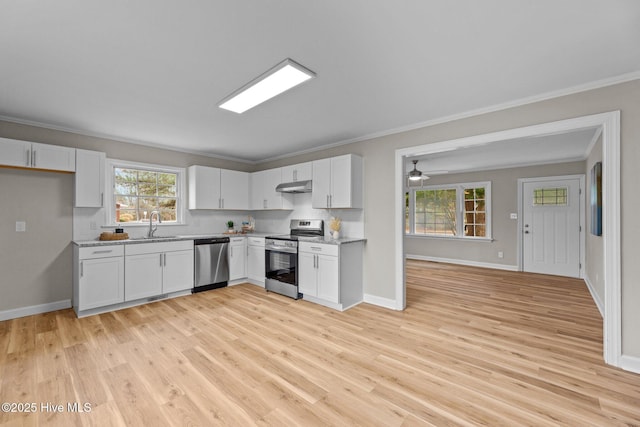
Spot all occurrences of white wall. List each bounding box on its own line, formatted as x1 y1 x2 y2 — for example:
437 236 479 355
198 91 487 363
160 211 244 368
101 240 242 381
253 192 364 238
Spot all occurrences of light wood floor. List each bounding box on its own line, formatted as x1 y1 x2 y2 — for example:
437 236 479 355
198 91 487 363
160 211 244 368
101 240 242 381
1 260 640 426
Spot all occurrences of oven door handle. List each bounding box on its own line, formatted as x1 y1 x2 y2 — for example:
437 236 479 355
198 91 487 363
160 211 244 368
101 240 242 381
265 245 297 254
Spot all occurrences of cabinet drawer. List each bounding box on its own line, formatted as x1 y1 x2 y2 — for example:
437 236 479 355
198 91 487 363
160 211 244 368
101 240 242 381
125 240 193 255
299 242 339 257
230 237 246 243
248 237 265 247
78 245 124 260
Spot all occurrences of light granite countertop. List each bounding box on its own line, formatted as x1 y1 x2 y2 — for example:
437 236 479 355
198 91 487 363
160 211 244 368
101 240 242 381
73 232 366 247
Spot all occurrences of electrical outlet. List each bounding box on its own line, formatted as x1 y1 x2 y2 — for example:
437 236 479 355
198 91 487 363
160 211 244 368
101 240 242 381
16 221 26 232
89 221 97 230
498 251 504 259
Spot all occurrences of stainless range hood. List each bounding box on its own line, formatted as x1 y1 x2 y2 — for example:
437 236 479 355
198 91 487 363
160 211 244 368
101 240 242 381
275 180 312 193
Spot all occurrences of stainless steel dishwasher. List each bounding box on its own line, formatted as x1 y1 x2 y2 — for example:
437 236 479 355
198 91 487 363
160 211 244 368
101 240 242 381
193 237 230 293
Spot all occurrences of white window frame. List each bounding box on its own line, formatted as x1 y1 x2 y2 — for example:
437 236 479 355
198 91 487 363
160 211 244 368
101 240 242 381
406 181 492 240
106 159 186 226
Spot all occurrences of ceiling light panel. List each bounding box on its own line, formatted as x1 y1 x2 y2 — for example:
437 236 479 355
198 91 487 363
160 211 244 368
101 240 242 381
219 58 316 114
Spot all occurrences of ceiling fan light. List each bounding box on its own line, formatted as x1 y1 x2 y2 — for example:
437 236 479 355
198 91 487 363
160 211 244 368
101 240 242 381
408 170 423 180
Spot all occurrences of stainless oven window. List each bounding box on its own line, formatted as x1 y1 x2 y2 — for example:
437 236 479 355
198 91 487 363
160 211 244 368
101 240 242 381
266 249 297 285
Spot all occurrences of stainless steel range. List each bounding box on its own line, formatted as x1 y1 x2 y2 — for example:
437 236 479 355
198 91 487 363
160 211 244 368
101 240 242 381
265 219 324 299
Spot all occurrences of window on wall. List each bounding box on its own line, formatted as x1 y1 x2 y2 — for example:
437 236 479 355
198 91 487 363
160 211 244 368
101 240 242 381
107 160 185 225
406 181 491 239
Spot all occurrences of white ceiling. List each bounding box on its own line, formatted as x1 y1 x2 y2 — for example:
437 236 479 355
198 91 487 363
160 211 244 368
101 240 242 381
406 127 600 176
1 1 639 163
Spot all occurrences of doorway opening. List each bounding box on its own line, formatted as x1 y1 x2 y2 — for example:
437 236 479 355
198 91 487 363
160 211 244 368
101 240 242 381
395 111 621 367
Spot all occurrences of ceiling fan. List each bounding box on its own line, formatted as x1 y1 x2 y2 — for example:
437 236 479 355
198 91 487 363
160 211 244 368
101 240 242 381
406 159 449 185
408 160 427 181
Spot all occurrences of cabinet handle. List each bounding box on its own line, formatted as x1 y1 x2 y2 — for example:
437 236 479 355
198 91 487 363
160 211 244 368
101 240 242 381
230 247 233 257
330 195 332 208
263 199 267 209
100 193 104 207
32 150 36 167
326 195 329 208
80 261 84 277
164 253 167 266
160 253 163 267
92 249 113 254
26 149 31 167
311 246 322 251
293 170 297 181
222 198 224 209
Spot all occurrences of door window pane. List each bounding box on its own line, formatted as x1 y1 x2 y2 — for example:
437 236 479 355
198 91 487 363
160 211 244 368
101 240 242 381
533 187 568 206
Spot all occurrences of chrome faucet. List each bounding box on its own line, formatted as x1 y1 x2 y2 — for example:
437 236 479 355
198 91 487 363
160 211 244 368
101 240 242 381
148 210 161 238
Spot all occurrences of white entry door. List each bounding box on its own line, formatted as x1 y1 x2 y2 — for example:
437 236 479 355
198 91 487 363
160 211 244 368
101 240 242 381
522 177 582 278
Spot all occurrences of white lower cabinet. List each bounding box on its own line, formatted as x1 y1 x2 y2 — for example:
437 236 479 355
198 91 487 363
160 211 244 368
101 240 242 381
298 241 363 311
229 237 247 281
74 245 125 313
125 240 194 301
247 237 265 285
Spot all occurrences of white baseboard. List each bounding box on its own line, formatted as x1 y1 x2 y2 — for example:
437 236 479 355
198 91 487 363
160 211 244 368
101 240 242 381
621 355 640 375
583 273 604 318
363 294 399 310
0 299 71 322
406 254 519 272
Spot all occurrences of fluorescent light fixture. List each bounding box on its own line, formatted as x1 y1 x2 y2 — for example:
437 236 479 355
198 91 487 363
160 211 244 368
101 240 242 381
218 58 315 114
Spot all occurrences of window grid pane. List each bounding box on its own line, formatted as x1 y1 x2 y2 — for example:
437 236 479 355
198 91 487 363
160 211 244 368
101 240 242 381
114 167 178 223
414 189 457 236
533 187 568 206
463 187 486 237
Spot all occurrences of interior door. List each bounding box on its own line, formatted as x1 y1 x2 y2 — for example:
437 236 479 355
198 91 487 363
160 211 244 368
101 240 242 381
522 177 581 277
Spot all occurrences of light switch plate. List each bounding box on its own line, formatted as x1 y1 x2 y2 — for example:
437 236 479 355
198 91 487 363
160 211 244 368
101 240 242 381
510 213 518 219
16 221 26 232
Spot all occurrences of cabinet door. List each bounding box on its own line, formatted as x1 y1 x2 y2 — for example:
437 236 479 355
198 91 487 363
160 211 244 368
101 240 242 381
125 253 163 301
250 170 266 210
0 137 30 168
282 162 312 182
188 165 221 209
79 257 125 310
247 244 265 283
263 168 283 209
228 239 246 280
317 254 339 303
312 158 331 208
32 142 75 172
75 149 105 207
329 155 353 208
220 169 249 210
163 250 194 293
298 252 317 297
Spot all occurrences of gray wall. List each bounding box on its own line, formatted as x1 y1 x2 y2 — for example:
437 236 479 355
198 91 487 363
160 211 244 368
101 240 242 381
259 79 640 357
0 168 73 311
403 161 586 266
1 79 639 358
585 135 604 312
0 120 249 313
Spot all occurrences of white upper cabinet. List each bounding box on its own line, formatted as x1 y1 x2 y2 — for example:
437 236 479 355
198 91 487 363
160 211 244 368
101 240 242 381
188 165 221 209
281 161 312 182
188 165 249 210
0 137 75 172
220 169 249 210
0 137 30 167
250 168 292 210
75 149 105 208
312 154 363 209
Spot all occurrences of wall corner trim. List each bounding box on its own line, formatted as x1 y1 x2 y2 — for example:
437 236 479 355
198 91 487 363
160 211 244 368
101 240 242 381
363 294 399 310
620 355 640 375
583 273 604 318
0 300 72 322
